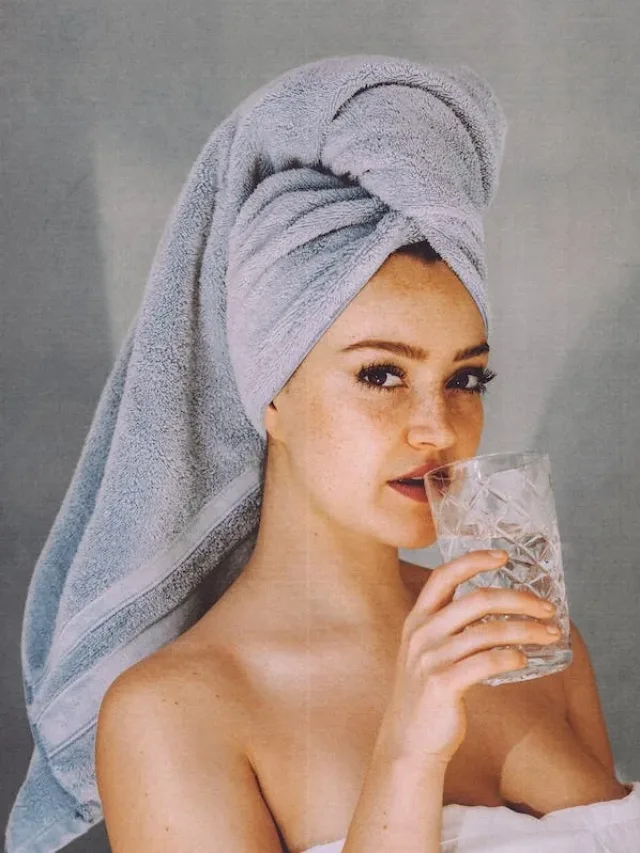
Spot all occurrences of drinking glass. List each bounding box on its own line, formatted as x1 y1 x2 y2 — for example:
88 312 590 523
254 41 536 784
424 451 572 686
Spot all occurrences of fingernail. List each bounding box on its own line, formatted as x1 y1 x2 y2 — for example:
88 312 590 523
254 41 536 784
546 624 561 634
489 549 506 558
543 602 555 612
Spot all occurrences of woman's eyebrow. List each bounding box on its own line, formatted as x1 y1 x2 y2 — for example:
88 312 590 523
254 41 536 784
340 339 490 362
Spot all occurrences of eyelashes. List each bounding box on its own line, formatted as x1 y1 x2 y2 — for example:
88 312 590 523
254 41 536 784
355 361 497 396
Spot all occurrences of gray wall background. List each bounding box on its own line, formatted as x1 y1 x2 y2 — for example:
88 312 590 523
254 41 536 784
2 1 639 850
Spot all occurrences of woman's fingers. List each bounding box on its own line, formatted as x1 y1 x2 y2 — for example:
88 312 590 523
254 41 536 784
411 586 556 647
427 647 528 695
415 615 560 674
409 549 509 624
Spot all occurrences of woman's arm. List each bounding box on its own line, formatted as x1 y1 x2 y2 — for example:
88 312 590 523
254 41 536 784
562 618 618 775
341 736 447 853
95 667 284 853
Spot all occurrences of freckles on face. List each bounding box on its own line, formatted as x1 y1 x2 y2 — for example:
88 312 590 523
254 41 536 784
273 253 491 541
291 368 394 504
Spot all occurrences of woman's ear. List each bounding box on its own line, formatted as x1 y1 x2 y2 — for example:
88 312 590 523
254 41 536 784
264 373 295 441
263 399 281 441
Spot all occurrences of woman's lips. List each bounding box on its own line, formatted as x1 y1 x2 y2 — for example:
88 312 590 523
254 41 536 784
388 479 430 503
389 467 450 503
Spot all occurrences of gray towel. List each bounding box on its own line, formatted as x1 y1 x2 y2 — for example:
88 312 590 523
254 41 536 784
6 54 506 852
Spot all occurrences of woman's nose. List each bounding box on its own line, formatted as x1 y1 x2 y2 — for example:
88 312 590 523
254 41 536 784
406 396 457 450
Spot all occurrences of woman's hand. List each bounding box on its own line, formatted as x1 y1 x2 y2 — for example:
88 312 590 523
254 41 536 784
375 549 560 767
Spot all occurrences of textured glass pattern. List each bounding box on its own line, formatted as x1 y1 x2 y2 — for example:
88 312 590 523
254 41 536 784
427 453 572 686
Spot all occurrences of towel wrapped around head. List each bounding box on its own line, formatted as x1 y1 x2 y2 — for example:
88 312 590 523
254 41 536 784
6 54 506 852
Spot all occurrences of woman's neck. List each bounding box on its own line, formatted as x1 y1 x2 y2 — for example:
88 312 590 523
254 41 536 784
238 481 417 631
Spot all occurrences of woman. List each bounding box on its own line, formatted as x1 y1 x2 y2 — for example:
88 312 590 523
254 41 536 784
96 239 633 852
8 55 639 853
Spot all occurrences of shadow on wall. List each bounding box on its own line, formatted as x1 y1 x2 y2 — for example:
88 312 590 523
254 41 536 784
532 264 640 782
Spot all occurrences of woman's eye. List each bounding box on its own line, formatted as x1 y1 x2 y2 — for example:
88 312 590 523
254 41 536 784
450 368 497 395
356 363 497 395
356 362 405 391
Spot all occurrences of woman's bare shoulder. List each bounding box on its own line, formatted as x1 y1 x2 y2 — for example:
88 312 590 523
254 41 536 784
97 599 261 794
96 635 284 851
110 623 254 731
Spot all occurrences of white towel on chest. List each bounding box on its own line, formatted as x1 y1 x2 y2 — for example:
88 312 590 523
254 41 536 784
302 782 640 852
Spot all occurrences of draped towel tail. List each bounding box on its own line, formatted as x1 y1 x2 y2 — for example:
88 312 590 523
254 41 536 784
7 54 506 852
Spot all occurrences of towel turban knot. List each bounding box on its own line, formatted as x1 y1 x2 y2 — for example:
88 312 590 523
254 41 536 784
219 56 507 436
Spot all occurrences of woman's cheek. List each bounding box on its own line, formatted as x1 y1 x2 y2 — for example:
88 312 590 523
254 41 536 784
452 398 484 450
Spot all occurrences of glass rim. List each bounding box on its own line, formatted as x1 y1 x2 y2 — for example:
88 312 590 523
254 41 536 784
425 450 549 480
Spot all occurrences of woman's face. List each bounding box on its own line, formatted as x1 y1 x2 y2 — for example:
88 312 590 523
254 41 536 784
264 252 495 549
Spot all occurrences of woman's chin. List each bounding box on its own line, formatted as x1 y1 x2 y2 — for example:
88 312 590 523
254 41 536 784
381 521 438 551
399 532 438 550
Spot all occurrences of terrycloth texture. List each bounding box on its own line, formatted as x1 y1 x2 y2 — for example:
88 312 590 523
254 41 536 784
5 55 506 852
303 782 640 852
